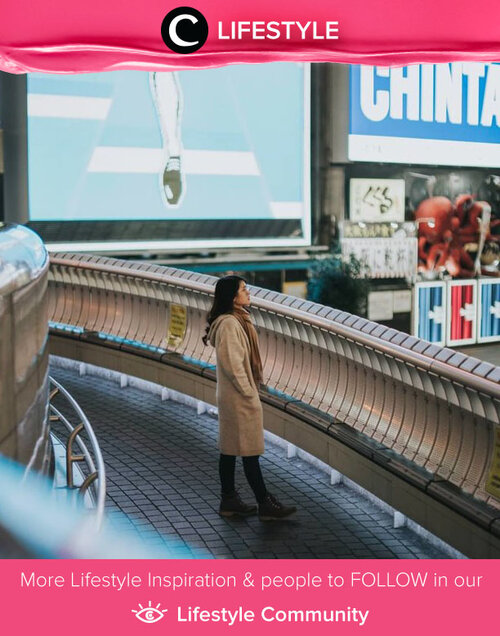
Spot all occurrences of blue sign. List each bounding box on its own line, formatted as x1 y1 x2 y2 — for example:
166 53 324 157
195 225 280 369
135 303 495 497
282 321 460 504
478 280 500 342
414 282 446 345
349 63 500 167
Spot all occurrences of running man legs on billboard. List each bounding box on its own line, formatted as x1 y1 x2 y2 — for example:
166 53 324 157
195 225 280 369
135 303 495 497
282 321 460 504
150 71 185 207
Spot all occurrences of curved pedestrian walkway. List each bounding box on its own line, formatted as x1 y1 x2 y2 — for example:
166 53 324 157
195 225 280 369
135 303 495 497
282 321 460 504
50 364 454 559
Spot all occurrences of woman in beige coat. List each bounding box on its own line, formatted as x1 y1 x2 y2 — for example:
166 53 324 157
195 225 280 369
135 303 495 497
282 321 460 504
204 276 296 520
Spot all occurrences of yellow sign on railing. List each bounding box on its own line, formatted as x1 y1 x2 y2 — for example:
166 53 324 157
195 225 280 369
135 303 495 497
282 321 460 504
486 425 500 500
167 304 187 348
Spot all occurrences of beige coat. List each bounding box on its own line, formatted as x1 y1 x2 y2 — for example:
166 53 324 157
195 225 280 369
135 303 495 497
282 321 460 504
208 314 264 456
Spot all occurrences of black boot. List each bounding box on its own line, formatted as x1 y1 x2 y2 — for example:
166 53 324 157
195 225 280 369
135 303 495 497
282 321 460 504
258 493 297 520
219 491 257 517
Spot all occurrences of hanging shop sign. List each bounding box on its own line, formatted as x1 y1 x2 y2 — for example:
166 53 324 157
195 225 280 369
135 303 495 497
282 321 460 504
349 62 500 167
413 281 447 346
341 237 417 279
341 221 416 239
349 178 405 223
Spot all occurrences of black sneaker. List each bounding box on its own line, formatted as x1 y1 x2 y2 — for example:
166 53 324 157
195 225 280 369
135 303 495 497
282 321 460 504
258 493 297 520
219 491 257 517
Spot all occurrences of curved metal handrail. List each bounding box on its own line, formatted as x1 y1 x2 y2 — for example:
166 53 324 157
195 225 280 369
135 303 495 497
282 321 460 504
47 253 500 514
50 406 97 478
49 376 106 530
49 254 499 399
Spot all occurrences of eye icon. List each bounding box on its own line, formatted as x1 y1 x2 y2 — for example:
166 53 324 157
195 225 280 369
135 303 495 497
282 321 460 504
132 602 168 623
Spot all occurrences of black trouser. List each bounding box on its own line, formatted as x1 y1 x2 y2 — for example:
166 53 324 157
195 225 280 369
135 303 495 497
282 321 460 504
219 454 268 503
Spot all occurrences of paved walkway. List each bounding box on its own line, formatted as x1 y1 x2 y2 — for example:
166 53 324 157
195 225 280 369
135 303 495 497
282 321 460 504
50 365 451 559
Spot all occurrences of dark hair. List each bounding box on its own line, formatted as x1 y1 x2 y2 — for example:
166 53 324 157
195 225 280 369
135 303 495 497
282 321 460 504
202 275 245 345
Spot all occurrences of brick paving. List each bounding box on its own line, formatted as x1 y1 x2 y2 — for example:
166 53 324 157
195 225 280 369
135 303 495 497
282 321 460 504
50 365 451 559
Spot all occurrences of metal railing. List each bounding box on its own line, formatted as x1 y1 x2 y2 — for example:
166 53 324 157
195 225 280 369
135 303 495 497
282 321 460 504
49 376 106 530
48 253 500 515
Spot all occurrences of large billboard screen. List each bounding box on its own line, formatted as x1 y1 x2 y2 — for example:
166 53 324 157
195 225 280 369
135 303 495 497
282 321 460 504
27 64 310 251
349 62 500 167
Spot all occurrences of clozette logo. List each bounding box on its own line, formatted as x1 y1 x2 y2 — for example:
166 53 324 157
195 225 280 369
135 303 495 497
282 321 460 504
161 7 209 54
132 601 168 623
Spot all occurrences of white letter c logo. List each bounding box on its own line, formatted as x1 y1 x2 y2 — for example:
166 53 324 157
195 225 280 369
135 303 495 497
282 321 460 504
169 14 199 47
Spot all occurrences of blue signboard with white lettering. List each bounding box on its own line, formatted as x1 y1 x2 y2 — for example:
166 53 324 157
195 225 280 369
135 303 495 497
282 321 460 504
349 63 500 167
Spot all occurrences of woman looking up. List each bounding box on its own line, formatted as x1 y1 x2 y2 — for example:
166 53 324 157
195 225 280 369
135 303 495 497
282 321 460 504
203 275 296 521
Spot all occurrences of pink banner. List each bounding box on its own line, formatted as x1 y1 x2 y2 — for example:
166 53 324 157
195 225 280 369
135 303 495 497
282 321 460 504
1 0 500 72
1 559 496 634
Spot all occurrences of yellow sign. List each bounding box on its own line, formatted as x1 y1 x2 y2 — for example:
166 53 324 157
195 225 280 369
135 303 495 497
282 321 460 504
486 425 500 500
282 281 308 299
167 304 187 349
